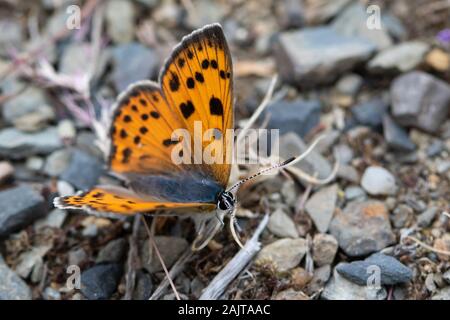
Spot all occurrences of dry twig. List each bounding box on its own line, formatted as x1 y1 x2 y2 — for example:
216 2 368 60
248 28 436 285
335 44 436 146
141 216 181 300
199 214 269 300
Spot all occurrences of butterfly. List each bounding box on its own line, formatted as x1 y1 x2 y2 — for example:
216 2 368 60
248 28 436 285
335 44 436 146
54 23 294 250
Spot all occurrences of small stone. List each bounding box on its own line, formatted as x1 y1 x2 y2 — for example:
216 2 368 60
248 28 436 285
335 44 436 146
141 236 188 273
256 238 308 272
30 258 44 284
0 185 47 237
58 119 76 141
152 1 183 28
344 186 366 201
279 133 333 180
333 144 354 165
322 264 387 300
305 184 338 233
351 97 389 129
133 270 153 300
44 8 69 38
304 0 352 24
381 13 407 41
13 105 55 132
105 0 136 44
432 287 450 300
96 238 128 263
111 43 159 92
0 161 14 184
75 131 104 159
443 270 450 284
434 235 450 262
274 0 304 29
305 264 331 295
436 160 450 174
15 245 52 278
187 0 227 29
265 99 321 138
268 208 299 238
417 207 439 228
336 74 363 96
68 248 88 266
368 41 429 72
336 164 360 183
2 82 48 124
0 18 23 56
0 255 32 300
426 48 450 72
426 140 444 157
81 263 123 300
280 180 297 207
391 71 450 133
82 224 98 238
57 180 75 197
361 166 397 196
329 200 395 257
290 267 313 289
190 277 205 298
312 233 338 267
383 114 416 152
0 127 63 159
44 149 71 177
331 2 392 50
273 26 375 87
43 287 61 300
60 149 103 190
25 157 44 173
391 204 413 228
336 253 413 286
274 288 309 300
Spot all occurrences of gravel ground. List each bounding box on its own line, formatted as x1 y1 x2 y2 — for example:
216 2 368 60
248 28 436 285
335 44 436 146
0 0 449 300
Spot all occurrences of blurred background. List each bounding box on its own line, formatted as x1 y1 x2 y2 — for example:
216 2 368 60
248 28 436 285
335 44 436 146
0 0 449 300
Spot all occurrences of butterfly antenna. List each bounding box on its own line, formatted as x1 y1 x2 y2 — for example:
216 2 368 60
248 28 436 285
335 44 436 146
226 157 295 194
226 134 327 194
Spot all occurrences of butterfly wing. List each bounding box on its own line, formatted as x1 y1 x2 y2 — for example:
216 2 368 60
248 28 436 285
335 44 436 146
54 185 215 215
108 81 185 175
159 23 234 188
55 24 234 216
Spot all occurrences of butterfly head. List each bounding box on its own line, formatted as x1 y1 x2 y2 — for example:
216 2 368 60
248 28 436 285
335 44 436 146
217 190 236 212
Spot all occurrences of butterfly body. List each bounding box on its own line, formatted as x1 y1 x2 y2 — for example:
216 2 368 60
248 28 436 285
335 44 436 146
55 23 235 218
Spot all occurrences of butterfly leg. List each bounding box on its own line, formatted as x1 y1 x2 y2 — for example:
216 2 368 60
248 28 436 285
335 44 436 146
215 211 225 227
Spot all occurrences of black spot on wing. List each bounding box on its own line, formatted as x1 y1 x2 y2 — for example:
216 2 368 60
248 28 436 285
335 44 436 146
201 59 209 69
186 77 195 89
122 148 132 163
150 111 160 119
180 101 195 119
163 139 179 147
169 72 180 92
195 72 204 83
209 97 223 116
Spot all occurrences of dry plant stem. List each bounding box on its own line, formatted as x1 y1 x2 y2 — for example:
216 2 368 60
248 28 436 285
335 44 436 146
287 160 338 185
141 215 181 301
199 214 269 300
124 215 140 300
0 0 102 81
405 236 450 256
149 250 195 300
237 74 278 144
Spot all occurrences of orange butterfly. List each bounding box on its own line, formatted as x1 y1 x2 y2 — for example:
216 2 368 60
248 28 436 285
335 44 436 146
54 24 293 249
